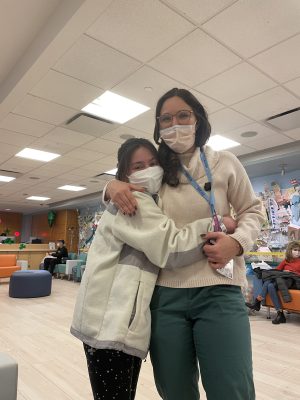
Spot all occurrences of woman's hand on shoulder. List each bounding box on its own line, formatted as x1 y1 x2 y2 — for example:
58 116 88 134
106 180 144 215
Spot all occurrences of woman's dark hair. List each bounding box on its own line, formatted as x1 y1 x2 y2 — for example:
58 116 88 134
285 240 300 262
153 88 211 187
116 138 159 182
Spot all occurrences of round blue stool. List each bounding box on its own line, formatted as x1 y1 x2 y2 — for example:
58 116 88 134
9 270 52 298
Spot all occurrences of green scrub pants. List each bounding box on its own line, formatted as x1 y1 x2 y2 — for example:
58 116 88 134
150 285 255 400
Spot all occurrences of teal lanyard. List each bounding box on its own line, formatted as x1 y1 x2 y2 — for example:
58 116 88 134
181 150 221 232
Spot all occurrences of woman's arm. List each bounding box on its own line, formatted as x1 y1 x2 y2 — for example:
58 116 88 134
203 152 264 268
111 192 229 269
104 180 144 215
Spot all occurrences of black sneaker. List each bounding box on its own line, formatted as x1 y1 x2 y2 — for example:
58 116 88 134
272 311 286 325
245 299 261 311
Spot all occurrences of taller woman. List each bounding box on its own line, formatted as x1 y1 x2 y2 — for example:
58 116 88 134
106 88 264 400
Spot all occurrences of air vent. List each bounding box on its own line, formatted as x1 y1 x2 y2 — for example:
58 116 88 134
265 107 300 131
0 169 22 178
65 112 118 137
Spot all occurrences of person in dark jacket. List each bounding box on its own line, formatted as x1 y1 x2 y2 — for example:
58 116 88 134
44 240 68 275
246 240 300 324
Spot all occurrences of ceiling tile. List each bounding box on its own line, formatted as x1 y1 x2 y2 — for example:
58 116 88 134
232 87 299 121
28 137 73 155
13 95 75 125
0 142 23 157
284 77 300 97
39 127 94 147
284 127 300 140
101 126 152 144
0 128 37 147
250 34 300 83
209 108 252 133
0 157 40 173
30 70 103 110
163 0 236 24
195 63 276 105
64 148 106 162
86 0 194 62
227 144 256 157
82 138 121 154
54 35 141 89
203 0 300 58
125 110 155 134
149 29 241 87
245 133 294 150
0 113 54 137
223 122 281 144
189 90 224 114
112 66 184 108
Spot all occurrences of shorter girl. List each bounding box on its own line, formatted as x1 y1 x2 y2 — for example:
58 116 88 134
246 240 300 324
71 138 236 399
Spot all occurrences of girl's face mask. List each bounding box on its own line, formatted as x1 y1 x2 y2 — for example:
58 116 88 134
128 165 164 194
159 124 196 153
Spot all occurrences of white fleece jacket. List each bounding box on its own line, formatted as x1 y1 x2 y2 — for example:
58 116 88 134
71 192 216 358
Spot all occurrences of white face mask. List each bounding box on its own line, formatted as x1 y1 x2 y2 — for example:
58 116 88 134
160 124 196 153
128 166 164 194
292 249 300 258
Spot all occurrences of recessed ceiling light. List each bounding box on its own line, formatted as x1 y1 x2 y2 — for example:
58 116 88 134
5 208 11 211
26 196 50 201
15 148 60 162
104 168 117 176
208 135 240 151
0 175 16 182
82 91 150 124
58 185 87 192
240 131 258 138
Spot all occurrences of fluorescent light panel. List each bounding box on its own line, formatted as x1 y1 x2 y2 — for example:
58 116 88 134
0 175 16 182
58 185 86 192
15 148 60 162
208 135 240 151
26 196 50 201
82 91 150 124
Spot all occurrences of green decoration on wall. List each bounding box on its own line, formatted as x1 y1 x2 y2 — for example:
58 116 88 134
47 210 56 227
19 243 26 250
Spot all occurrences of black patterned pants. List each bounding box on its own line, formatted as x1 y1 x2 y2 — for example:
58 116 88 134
83 343 142 400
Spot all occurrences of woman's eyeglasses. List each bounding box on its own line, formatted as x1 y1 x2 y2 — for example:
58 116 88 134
157 110 194 128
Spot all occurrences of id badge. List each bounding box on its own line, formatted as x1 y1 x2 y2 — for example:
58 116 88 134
216 259 233 280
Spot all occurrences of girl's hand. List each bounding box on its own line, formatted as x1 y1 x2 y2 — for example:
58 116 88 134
106 180 144 215
203 232 242 269
222 216 237 234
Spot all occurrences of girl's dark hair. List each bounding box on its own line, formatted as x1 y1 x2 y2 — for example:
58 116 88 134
285 240 300 262
116 138 158 181
153 88 211 187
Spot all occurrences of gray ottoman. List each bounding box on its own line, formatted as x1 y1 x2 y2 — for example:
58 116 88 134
9 270 52 298
0 352 18 400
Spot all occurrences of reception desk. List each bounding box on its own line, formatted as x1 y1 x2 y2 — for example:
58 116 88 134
0 244 50 269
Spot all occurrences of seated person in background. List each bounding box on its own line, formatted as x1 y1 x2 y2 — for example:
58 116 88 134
44 240 68 275
246 240 300 324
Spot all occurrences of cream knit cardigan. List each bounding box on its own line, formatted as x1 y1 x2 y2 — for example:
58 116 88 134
156 145 265 288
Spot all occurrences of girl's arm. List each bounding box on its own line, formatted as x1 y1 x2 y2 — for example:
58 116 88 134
111 192 225 269
276 260 286 271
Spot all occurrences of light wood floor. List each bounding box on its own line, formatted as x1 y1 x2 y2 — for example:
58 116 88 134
1 279 300 400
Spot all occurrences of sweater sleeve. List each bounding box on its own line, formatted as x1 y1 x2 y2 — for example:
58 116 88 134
276 260 286 271
111 192 214 268
222 152 265 252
